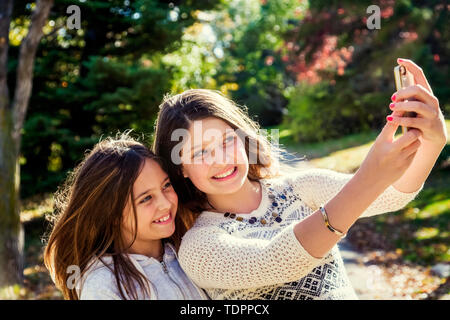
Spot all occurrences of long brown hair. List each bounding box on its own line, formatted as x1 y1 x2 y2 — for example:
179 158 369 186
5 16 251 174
44 133 188 300
152 89 294 215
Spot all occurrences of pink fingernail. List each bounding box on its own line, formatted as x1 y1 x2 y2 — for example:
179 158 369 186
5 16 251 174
387 116 393 121
391 94 396 101
398 58 404 62
389 103 395 109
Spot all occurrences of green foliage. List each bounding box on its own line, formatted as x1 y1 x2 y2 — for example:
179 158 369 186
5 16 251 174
212 0 303 126
79 56 171 134
11 0 450 196
283 83 335 142
13 0 222 197
282 0 449 142
283 79 382 142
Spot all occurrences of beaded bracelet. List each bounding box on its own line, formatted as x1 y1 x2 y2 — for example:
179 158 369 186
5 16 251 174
319 206 347 238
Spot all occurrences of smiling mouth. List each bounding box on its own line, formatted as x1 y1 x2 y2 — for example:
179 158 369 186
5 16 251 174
211 166 237 180
153 213 172 224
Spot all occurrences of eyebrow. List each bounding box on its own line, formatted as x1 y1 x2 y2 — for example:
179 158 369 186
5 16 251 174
134 176 170 201
190 132 229 156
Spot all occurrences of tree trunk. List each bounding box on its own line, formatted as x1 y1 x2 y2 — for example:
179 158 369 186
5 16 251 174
0 0 12 110
0 0 22 289
12 0 54 143
0 0 53 289
0 108 24 287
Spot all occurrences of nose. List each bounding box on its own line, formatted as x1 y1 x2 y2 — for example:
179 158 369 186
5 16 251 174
155 193 172 212
207 144 235 165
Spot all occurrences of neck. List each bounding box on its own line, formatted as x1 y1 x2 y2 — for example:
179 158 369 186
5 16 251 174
127 239 164 261
207 178 262 214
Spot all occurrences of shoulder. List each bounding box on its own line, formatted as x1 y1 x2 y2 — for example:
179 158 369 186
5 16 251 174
267 167 353 209
181 214 224 241
290 167 348 179
281 167 353 187
179 214 230 256
78 258 122 300
263 167 341 190
187 210 228 230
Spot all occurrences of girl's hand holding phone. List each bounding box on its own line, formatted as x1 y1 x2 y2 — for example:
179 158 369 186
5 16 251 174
356 115 422 190
388 59 447 148
357 58 446 191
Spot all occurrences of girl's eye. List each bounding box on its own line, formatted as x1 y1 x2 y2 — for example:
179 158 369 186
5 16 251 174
224 136 235 144
140 195 152 204
164 182 172 189
193 149 208 159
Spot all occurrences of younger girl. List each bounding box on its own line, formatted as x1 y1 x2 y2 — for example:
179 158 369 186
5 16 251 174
152 59 447 299
44 133 208 300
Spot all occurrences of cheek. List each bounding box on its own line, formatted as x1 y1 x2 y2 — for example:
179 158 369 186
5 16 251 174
185 163 208 180
121 206 146 240
121 204 134 231
121 214 133 234
134 206 153 228
140 205 167 235
167 189 178 206
185 164 213 191
237 148 249 166
232 139 249 167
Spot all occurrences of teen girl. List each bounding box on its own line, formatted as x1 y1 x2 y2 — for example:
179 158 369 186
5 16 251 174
152 59 447 299
44 133 209 300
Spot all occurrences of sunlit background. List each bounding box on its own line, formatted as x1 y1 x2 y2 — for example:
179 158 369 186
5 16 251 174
2 0 449 299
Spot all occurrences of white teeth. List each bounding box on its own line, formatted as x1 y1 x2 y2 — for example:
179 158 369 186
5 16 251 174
154 214 170 223
214 167 235 179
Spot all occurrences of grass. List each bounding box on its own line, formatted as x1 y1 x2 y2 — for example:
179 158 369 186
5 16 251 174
372 169 450 265
270 125 379 161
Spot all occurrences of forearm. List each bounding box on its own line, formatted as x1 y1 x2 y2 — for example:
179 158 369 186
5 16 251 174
392 141 446 193
294 169 388 258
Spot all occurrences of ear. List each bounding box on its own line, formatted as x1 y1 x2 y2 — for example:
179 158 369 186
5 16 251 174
181 166 188 178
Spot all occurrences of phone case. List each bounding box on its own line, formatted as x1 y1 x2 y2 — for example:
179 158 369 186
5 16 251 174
394 65 417 134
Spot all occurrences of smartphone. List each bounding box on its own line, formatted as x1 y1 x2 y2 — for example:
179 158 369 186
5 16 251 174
394 65 417 134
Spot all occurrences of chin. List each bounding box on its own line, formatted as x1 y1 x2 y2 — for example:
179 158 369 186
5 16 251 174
215 180 245 197
164 223 176 237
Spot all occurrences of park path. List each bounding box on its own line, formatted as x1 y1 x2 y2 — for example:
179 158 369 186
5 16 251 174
338 237 399 299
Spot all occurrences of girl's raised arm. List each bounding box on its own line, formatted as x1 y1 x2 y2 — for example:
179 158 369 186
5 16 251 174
179 119 424 288
291 167 422 219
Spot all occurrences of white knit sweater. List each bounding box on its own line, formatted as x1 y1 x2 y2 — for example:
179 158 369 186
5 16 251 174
178 168 423 300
